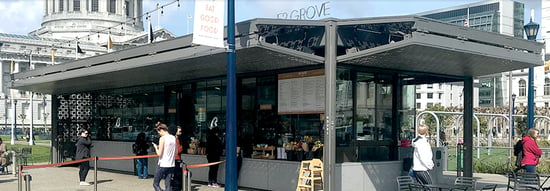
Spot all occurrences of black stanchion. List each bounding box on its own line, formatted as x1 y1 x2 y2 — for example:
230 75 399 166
185 165 191 191
24 174 32 191
94 157 98 191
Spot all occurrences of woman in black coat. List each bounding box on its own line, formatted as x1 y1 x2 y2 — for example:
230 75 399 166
75 129 92 186
206 127 223 187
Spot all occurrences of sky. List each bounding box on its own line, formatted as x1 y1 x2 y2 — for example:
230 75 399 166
0 0 542 37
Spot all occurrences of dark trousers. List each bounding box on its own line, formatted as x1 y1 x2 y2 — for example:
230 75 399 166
207 156 220 184
172 160 183 191
79 161 90 182
153 166 174 191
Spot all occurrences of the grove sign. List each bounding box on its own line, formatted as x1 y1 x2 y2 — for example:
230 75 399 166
276 1 330 20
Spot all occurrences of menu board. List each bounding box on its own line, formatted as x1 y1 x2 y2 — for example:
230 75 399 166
278 69 325 114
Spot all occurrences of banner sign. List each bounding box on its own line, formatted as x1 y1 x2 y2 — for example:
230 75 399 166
193 0 225 48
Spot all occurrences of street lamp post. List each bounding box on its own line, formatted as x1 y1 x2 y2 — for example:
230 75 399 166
511 94 516 137
523 11 539 130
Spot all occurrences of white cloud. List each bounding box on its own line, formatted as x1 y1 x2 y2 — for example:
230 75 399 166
0 1 43 35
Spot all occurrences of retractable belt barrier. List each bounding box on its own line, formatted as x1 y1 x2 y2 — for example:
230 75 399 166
17 154 226 191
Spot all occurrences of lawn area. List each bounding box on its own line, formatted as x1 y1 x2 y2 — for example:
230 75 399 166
447 147 512 174
1 135 51 164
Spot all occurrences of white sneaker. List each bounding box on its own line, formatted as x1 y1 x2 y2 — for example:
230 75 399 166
79 182 91 186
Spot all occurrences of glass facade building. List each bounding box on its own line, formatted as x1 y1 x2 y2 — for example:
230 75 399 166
420 0 525 107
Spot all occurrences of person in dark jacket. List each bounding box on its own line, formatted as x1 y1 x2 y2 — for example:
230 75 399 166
521 128 543 173
76 129 92 186
134 132 150 179
206 127 223 188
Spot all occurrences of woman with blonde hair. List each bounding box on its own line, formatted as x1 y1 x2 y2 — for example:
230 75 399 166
521 128 542 173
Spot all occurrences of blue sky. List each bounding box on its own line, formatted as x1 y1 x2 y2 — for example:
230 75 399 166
0 0 542 37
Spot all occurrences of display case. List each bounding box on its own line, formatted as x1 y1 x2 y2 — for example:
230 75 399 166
252 145 276 159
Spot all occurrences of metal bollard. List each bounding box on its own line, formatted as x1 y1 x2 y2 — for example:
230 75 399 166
94 157 98 191
186 169 191 191
182 164 191 191
18 165 22 191
24 174 32 191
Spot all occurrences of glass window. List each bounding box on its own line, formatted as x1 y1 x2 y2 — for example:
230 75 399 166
519 79 526 97
545 78 550 96
416 93 421 99
91 0 98 12
427 93 433 99
125 1 130 16
353 71 394 162
59 0 64 12
109 0 116 13
427 84 433 89
74 0 80 11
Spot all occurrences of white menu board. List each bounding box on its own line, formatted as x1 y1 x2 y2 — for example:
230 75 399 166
278 69 325 114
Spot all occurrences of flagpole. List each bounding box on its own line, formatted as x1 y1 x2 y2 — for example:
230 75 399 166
225 0 237 190
75 40 79 60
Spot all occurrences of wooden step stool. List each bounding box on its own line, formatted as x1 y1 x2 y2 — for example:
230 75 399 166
296 159 323 191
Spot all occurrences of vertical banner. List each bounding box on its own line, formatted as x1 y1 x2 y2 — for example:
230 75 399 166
193 0 225 48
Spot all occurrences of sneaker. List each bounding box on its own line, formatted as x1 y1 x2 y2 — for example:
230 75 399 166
79 182 91 186
208 183 213 187
211 183 221 188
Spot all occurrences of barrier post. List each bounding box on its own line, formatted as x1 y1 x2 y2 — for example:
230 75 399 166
187 169 191 191
181 163 186 191
94 157 98 191
457 143 463 177
18 165 22 191
24 174 32 191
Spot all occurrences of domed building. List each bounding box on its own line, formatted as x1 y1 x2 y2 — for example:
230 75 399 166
0 0 175 137
30 0 144 43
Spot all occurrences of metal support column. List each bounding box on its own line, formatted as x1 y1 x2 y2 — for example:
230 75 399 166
323 19 337 191
463 77 474 177
225 0 237 190
528 67 534 130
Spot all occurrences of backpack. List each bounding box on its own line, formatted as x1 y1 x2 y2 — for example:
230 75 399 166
513 140 523 167
132 143 139 154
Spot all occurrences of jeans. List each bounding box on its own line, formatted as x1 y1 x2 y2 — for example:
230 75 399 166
153 166 174 191
79 161 90 182
136 158 148 179
524 165 537 173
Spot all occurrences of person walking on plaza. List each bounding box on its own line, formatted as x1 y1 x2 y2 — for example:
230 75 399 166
0 137 8 173
134 132 150 179
522 128 543 173
76 129 92 186
412 124 434 185
153 123 176 191
171 126 184 191
206 125 223 188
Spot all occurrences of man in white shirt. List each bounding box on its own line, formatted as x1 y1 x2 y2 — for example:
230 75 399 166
412 124 434 185
153 123 176 191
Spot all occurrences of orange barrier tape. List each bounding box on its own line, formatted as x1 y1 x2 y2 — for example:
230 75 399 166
22 158 94 169
187 160 225 169
98 154 158 160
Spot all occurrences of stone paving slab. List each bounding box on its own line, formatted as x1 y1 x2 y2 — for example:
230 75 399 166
0 166 262 191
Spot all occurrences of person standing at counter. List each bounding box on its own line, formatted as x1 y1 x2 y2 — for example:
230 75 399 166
134 132 150 179
153 123 176 191
76 129 92 186
206 126 223 188
412 124 434 185
171 126 184 191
